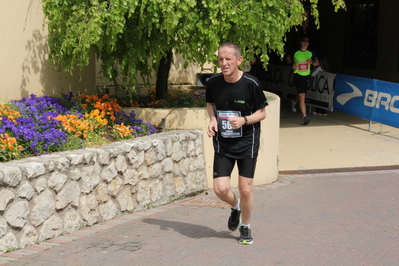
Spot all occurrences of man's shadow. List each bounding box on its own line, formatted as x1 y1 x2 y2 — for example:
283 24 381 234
142 218 237 240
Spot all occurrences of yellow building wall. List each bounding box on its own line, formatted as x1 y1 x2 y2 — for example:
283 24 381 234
0 0 96 103
1 1 235 101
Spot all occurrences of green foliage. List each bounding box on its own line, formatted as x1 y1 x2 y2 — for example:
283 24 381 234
42 0 346 86
63 132 109 150
63 134 84 151
145 203 155 209
81 131 111 147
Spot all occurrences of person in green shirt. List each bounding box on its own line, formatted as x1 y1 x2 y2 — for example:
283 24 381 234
286 37 320 125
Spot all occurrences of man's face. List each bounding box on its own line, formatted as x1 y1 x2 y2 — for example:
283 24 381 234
300 38 310 49
217 46 242 77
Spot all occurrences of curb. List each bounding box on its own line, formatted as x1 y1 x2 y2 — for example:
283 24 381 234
278 164 399 175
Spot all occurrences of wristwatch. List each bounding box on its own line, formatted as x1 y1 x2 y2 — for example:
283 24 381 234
244 116 248 125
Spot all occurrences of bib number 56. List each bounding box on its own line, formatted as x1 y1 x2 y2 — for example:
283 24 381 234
222 120 232 130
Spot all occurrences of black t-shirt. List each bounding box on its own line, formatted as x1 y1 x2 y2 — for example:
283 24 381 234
206 72 268 159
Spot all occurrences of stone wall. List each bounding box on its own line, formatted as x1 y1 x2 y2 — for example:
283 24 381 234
0 130 207 254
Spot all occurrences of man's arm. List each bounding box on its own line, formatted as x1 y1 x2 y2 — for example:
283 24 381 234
228 108 266 130
206 103 218 137
286 55 297 70
286 55 293 65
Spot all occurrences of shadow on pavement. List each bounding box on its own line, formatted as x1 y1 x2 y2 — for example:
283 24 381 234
142 218 236 240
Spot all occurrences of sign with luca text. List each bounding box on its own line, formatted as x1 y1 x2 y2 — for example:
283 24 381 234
253 64 335 111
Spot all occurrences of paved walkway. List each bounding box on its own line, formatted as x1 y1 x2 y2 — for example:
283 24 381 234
279 100 399 172
2 169 399 266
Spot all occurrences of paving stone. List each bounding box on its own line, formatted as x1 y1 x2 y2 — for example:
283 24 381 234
3 169 399 265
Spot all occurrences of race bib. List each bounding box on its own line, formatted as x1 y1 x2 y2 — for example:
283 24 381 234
216 110 242 138
298 61 309 72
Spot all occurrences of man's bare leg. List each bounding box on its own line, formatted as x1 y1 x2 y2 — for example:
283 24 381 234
238 175 253 225
213 176 238 207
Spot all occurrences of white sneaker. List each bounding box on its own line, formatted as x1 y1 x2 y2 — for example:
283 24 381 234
290 99 297 112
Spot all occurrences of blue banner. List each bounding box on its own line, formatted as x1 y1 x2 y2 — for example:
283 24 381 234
334 74 399 128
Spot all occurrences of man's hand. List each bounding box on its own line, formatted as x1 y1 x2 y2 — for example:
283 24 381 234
227 116 245 130
207 119 218 137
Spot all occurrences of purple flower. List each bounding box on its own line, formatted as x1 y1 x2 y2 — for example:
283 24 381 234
1 92 156 158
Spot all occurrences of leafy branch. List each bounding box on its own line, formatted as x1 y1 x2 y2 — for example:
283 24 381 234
42 0 346 99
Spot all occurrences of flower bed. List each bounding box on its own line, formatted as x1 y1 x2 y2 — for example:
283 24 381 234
0 93 157 162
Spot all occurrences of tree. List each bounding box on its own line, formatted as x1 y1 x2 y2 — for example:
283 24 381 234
42 0 346 100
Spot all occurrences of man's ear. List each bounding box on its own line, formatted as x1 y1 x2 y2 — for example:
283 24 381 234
237 56 243 66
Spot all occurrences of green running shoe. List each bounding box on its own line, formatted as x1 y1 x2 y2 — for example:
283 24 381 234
239 226 253 245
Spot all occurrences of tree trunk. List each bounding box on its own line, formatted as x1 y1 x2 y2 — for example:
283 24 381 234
155 50 173 100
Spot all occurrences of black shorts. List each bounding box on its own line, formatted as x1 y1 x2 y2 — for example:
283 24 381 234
213 153 258 179
294 74 310 94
